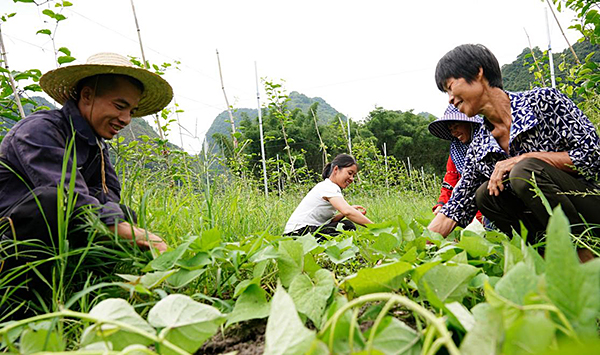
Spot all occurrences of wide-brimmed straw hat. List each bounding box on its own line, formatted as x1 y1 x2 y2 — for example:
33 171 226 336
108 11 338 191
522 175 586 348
40 52 173 117
428 104 483 141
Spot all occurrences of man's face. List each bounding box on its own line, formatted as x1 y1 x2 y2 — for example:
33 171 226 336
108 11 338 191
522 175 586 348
80 76 142 139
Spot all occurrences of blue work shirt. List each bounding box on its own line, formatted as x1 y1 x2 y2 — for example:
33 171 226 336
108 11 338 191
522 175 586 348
441 88 600 227
0 99 125 225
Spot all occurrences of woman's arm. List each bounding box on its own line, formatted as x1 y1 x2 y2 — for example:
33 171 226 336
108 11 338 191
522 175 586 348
328 196 373 226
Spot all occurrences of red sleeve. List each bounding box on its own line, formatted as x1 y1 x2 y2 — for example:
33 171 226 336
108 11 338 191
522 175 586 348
433 155 460 211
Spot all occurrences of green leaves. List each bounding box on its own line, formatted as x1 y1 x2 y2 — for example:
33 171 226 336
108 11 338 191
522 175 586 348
227 283 270 326
289 269 335 327
342 261 412 297
265 284 316 355
545 206 600 337
80 299 155 350
277 240 304 287
148 294 226 354
417 263 480 303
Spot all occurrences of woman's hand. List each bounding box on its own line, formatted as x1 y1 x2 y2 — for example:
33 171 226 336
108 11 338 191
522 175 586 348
488 156 523 196
433 205 442 215
352 205 367 215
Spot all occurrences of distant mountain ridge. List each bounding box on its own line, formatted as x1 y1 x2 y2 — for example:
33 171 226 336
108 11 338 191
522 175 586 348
205 91 344 146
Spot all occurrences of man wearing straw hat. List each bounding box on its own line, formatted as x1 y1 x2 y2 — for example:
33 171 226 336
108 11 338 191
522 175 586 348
0 53 171 255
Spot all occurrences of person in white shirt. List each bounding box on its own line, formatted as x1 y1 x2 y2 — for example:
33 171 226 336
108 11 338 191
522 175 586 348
284 154 373 238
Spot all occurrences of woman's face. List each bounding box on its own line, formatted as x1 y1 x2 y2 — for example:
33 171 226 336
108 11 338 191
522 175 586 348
447 121 472 144
330 164 358 189
444 74 485 118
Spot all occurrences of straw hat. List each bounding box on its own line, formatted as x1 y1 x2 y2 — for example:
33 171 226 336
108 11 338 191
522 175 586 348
428 104 483 141
40 52 173 117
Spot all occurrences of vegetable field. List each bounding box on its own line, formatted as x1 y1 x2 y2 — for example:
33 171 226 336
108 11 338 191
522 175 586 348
1 172 599 354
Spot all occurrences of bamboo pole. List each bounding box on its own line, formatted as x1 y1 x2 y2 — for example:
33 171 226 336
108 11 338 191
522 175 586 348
0 25 26 120
383 143 389 196
216 49 238 148
545 0 580 64
255 62 268 197
523 28 547 87
311 108 327 171
129 0 164 140
545 8 557 88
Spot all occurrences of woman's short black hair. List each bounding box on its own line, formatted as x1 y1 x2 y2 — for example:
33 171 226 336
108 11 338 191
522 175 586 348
435 44 503 92
322 154 358 179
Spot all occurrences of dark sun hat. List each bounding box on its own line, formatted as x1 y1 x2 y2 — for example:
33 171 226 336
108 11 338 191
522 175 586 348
428 104 483 141
40 52 173 117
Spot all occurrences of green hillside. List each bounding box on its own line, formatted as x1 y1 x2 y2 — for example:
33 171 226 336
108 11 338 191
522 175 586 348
205 91 344 146
502 40 600 91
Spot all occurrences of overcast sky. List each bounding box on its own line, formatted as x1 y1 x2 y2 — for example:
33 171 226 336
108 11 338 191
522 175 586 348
2 0 583 152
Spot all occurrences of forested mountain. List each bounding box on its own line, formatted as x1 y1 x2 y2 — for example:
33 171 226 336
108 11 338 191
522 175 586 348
502 40 600 91
205 91 344 146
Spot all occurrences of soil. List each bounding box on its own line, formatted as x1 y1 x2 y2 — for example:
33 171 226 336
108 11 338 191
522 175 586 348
197 318 266 355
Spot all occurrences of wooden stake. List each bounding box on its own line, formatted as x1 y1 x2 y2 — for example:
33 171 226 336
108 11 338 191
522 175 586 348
0 24 26 120
216 49 238 148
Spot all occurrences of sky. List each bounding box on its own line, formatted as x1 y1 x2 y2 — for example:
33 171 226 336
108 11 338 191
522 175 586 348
2 0 583 153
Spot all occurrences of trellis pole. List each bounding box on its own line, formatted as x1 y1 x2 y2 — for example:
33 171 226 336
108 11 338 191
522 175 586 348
216 49 238 148
255 61 268 197
383 143 389 196
545 7 557 88
0 25 25 119
129 0 164 140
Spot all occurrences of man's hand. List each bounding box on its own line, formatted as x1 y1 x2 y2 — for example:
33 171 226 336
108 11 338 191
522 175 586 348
110 222 168 253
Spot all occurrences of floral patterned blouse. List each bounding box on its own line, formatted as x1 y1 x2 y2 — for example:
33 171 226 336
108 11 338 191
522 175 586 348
440 87 600 227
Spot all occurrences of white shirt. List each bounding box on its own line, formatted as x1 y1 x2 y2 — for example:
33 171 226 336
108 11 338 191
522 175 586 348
283 179 343 234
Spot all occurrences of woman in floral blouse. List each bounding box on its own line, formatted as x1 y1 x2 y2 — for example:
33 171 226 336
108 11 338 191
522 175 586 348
428 44 600 248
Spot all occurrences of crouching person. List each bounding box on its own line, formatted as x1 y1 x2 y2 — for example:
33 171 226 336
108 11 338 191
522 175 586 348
0 53 172 289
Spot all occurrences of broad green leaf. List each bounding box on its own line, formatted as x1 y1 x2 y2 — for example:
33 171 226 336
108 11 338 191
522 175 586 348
42 9 56 17
303 253 322 277
20 322 63 353
364 316 421 355
418 263 479 303
80 299 155 350
277 240 304 287
494 262 539 305
297 233 319 254
399 246 418 263
140 270 178 289
176 251 211 270
167 268 206 288
36 29 51 35
324 243 358 264
445 301 475 332
150 236 198 271
148 294 225 355
57 55 75 65
545 207 600 337
459 303 503 355
191 228 222 251
227 284 270 326
370 232 399 254
249 244 279 263
264 284 315 355
289 269 334 327
342 261 412 297
502 241 523 274
502 311 555 354
233 277 261 298
457 234 496 258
